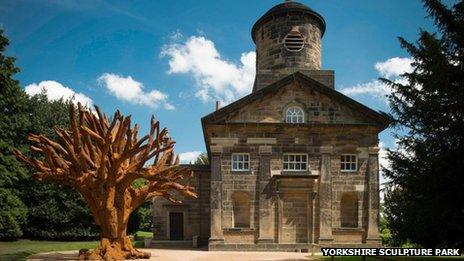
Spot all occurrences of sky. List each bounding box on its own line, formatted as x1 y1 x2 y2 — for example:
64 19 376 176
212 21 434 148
0 0 440 175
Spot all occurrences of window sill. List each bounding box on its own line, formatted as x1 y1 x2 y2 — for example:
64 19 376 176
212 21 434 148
230 170 253 175
340 170 359 175
333 227 365 232
281 170 311 175
224 227 255 232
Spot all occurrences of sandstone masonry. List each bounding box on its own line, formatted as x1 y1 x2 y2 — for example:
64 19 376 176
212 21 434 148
152 1 388 251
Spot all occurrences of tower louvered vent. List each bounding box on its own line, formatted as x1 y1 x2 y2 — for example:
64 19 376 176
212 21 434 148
284 31 305 52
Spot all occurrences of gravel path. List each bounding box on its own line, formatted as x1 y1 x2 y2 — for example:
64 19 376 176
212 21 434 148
28 248 318 260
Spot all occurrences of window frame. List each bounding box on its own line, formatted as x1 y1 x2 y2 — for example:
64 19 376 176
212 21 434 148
282 153 308 172
231 153 250 172
340 154 358 172
285 106 305 124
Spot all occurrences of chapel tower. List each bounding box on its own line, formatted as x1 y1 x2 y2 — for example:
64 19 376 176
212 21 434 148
152 1 386 251
252 1 334 91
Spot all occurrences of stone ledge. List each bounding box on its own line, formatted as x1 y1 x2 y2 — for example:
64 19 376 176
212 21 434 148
368 146 380 154
247 138 277 144
320 146 333 154
258 145 272 154
210 145 223 154
223 227 256 232
209 243 316 252
211 137 239 145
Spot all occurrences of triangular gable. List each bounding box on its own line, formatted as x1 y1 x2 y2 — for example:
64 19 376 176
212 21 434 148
202 72 390 127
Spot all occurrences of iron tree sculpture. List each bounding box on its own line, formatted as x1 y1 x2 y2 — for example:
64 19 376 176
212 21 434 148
15 103 196 260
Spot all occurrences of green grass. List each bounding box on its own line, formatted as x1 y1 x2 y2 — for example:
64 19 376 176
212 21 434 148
319 257 464 260
135 230 153 238
0 236 146 261
0 240 99 261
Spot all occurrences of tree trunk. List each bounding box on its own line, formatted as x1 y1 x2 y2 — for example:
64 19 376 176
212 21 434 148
79 236 150 260
79 192 151 260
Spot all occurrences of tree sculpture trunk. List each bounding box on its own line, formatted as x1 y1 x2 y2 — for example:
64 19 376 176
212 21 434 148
14 103 196 260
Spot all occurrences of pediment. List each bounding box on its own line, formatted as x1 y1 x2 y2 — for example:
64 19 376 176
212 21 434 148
202 72 389 127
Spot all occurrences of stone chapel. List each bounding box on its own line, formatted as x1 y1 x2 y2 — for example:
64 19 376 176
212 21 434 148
152 1 388 251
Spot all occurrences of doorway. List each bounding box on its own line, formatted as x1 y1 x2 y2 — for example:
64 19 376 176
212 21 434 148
169 212 184 240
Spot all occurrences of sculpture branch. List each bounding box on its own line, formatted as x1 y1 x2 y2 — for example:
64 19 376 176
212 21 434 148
14 103 196 260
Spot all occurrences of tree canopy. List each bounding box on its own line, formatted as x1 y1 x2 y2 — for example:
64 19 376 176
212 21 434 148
0 29 29 239
0 30 99 240
383 0 464 248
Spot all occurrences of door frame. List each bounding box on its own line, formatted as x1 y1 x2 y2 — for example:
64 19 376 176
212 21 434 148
167 211 186 240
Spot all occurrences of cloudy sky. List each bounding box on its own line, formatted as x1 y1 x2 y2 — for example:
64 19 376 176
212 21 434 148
1 0 439 172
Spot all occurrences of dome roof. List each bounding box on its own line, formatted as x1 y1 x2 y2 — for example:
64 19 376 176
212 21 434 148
251 1 326 43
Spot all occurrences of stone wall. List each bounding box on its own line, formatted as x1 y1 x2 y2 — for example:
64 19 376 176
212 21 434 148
205 123 381 249
228 83 370 125
254 69 334 91
152 165 210 244
253 14 322 72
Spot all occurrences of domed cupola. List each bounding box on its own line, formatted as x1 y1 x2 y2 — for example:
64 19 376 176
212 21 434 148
252 1 328 91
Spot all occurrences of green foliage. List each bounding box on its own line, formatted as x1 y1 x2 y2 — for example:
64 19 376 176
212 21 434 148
0 30 98 240
134 231 153 239
378 204 393 246
194 152 209 165
128 180 153 233
18 94 99 240
383 0 464 249
0 29 30 240
136 202 153 232
0 188 27 240
128 202 153 234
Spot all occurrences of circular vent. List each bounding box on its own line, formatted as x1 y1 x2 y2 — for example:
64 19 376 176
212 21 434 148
284 31 305 52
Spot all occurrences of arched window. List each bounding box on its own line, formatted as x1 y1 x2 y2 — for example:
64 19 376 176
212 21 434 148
340 192 358 227
285 106 304 123
232 192 250 228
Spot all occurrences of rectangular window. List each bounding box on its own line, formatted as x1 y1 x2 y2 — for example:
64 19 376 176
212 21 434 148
283 153 308 171
341 154 357 172
231 153 250 171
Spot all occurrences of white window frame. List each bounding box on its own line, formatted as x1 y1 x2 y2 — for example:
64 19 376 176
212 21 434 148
285 106 304 123
340 154 358 172
283 153 308 171
231 153 250 172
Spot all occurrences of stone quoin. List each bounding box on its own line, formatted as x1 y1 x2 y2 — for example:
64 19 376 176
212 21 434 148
152 0 389 251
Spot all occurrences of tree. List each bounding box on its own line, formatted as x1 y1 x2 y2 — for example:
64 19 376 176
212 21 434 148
0 29 29 239
194 152 209 165
20 94 98 240
383 0 464 248
15 103 197 259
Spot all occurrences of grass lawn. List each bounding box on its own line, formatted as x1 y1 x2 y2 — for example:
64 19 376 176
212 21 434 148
135 230 153 238
0 236 146 261
0 240 99 261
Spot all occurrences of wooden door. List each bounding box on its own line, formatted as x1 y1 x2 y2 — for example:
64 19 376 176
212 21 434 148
169 212 184 240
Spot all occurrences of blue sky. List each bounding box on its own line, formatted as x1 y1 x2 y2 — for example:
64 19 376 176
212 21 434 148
1 0 439 167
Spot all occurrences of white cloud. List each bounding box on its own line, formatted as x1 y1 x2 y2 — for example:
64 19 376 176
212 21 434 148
178 151 202 164
340 57 414 102
161 35 256 104
375 57 414 78
340 80 389 99
98 73 174 110
25 80 94 108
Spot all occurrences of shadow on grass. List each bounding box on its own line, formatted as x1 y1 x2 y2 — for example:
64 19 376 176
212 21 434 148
0 250 34 261
0 239 144 261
